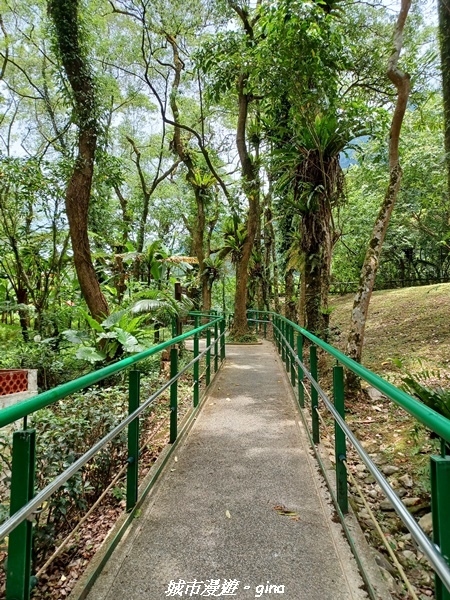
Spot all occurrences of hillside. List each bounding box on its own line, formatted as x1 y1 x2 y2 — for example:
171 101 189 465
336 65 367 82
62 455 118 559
327 284 450 598
329 283 450 382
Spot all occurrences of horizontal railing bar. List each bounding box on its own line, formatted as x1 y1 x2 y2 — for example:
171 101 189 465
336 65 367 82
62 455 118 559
250 312 450 443
0 317 222 429
274 322 450 594
0 327 226 541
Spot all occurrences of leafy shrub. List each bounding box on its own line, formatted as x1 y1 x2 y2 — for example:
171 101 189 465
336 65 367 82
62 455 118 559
0 339 84 390
63 309 151 364
394 359 450 419
27 386 129 560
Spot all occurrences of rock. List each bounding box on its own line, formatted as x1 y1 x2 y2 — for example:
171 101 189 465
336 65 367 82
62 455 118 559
378 567 400 594
382 465 400 476
418 512 433 535
402 497 421 507
369 452 388 465
402 550 416 562
367 387 386 401
355 463 367 473
358 509 371 520
380 499 395 511
396 487 407 498
368 488 378 499
364 475 376 484
399 474 413 488
375 551 397 575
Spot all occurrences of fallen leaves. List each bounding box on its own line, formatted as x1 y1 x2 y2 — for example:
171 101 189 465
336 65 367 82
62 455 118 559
273 505 301 521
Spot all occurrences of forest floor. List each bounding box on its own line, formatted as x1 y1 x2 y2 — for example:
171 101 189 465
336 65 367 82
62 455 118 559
323 282 450 599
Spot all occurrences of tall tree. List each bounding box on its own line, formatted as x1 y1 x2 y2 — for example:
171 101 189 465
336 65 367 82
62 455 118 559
48 0 109 321
346 0 411 384
438 0 450 194
255 0 351 334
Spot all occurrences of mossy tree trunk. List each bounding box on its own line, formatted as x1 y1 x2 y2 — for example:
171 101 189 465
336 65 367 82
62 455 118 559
48 0 108 321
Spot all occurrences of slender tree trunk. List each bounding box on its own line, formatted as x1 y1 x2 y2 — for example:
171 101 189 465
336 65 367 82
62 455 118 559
17 287 29 342
226 4 261 337
285 268 296 321
346 0 411 386
48 0 108 321
439 0 450 194
263 201 273 311
230 72 260 337
272 237 280 313
167 35 213 312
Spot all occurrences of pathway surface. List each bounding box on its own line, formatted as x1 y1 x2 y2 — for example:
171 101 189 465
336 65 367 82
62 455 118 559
85 341 368 600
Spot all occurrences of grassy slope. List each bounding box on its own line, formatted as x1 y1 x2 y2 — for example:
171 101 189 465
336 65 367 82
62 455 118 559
329 282 450 382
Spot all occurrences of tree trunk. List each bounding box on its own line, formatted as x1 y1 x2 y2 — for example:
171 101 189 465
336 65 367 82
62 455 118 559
17 287 29 342
300 197 332 335
285 268 296 321
263 201 273 311
230 73 260 338
66 139 109 320
272 237 280 314
439 0 450 195
346 0 411 387
48 0 108 321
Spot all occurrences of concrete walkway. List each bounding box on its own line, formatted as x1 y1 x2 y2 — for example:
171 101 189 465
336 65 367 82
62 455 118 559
85 341 368 600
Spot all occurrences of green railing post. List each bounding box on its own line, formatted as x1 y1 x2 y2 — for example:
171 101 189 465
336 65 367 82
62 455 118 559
220 318 225 361
281 320 286 363
290 325 296 387
263 315 267 339
6 429 36 600
214 321 219 372
193 316 200 408
170 346 178 442
285 322 291 374
127 370 140 511
310 344 320 444
333 365 348 514
171 315 177 338
297 334 305 408
275 315 280 352
206 329 211 386
431 455 450 600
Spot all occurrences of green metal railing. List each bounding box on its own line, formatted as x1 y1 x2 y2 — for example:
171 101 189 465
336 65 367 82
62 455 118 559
1 313 226 600
248 310 450 600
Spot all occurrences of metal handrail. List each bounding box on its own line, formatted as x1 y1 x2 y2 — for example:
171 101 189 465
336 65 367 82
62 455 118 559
284 337 450 593
250 311 450 595
249 311 450 443
0 317 223 429
0 329 224 541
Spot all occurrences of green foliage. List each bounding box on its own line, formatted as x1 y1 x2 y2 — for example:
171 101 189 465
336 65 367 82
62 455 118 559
130 289 194 324
0 337 83 390
393 359 450 420
227 332 258 344
29 386 128 558
63 308 150 364
332 95 449 286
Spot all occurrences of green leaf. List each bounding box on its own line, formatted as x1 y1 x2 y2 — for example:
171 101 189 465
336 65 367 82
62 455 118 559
83 313 104 333
102 310 128 329
116 329 139 351
76 347 107 363
62 329 90 344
